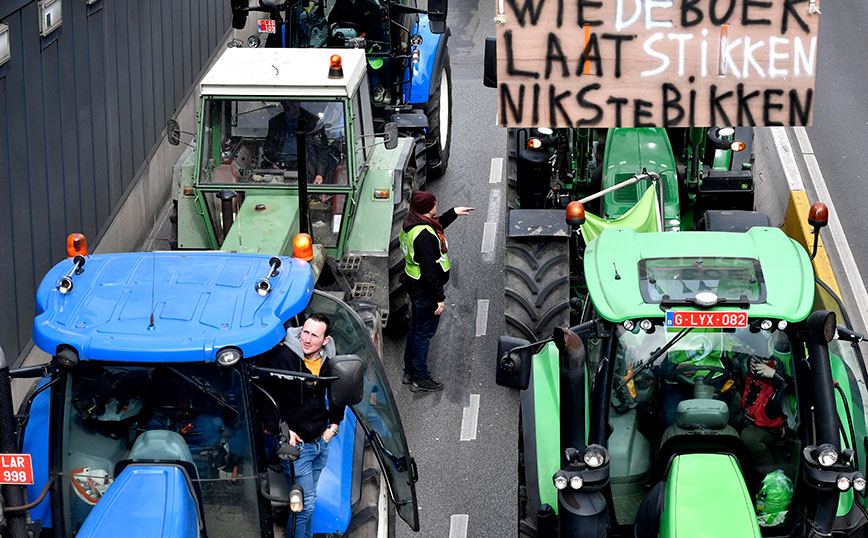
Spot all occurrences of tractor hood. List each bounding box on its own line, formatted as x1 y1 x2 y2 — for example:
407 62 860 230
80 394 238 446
660 453 761 538
76 464 200 538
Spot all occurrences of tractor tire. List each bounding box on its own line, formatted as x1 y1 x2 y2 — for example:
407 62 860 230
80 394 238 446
423 51 452 179
342 442 396 538
385 167 417 337
504 238 569 341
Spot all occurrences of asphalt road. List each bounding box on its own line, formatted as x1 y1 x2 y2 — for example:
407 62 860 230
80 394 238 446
383 1 518 536
806 4 868 290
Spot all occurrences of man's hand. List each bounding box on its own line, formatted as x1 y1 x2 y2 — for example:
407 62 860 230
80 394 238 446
323 424 339 443
750 359 775 379
454 206 475 216
288 429 302 447
313 175 324 184
434 301 445 316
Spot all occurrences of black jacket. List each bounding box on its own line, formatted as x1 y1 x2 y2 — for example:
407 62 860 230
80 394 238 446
402 208 457 302
263 111 329 178
256 343 346 442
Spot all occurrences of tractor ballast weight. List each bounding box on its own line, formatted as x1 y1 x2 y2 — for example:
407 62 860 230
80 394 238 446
230 0 452 180
4 250 419 537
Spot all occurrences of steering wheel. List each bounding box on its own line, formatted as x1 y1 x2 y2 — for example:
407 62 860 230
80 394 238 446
671 364 731 386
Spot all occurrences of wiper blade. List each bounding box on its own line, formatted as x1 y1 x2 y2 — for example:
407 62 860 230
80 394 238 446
615 326 694 391
167 367 238 415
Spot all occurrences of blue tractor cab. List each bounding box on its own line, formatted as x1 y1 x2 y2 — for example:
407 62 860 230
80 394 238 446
9 249 418 537
229 0 452 181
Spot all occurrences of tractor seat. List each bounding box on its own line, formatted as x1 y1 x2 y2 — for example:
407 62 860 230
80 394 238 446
114 430 199 482
660 399 738 447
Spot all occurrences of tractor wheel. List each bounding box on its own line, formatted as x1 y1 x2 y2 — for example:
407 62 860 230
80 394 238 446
423 51 452 179
343 442 396 538
350 300 384 358
385 167 417 337
504 237 569 341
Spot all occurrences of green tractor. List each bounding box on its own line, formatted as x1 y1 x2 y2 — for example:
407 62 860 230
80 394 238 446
500 125 755 342
174 47 417 336
495 205 868 537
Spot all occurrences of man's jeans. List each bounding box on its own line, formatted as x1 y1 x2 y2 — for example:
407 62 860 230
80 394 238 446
403 293 441 379
281 437 330 538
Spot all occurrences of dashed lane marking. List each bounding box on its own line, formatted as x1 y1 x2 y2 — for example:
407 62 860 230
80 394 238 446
459 394 480 441
475 299 489 337
489 157 503 184
449 514 469 538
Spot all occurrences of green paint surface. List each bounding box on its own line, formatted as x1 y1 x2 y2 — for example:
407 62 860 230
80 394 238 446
221 193 300 255
532 342 562 512
661 454 761 538
584 227 814 322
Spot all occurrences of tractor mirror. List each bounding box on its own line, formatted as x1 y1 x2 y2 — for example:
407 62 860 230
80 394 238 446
329 355 365 407
483 37 497 88
495 336 532 390
383 122 398 150
231 0 249 30
428 0 447 33
167 119 181 146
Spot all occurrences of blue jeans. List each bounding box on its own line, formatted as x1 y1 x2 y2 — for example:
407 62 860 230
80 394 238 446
282 437 330 538
403 293 441 379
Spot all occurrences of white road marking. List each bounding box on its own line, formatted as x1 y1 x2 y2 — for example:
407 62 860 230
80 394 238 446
489 157 503 184
802 152 868 332
486 185 502 223
794 126 813 156
481 222 497 255
475 299 489 337
770 127 806 192
449 514 469 538
459 394 480 441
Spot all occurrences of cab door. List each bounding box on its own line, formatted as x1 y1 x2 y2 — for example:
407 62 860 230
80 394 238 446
303 291 420 530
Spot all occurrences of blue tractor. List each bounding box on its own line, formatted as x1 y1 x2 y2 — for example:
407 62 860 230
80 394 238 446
229 0 452 182
0 240 418 537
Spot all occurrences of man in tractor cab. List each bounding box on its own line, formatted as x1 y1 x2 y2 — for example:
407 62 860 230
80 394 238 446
257 313 345 538
659 331 732 426
263 101 329 183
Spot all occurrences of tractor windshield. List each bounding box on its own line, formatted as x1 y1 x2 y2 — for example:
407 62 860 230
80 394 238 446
602 321 801 526
58 362 262 537
198 98 349 187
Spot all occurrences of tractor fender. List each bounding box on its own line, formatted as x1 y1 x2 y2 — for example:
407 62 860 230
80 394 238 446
406 15 450 105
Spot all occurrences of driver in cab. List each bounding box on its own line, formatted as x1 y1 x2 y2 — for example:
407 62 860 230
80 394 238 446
263 101 329 184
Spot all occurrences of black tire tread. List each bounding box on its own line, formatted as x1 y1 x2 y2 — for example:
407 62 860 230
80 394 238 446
342 443 394 538
423 51 452 179
504 239 569 341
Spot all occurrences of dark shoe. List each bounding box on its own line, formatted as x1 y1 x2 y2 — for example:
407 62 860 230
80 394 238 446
410 376 444 393
402 373 413 385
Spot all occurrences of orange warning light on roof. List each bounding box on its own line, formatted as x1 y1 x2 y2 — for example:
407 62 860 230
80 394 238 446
293 233 314 261
328 55 343 79
67 234 87 258
566 202 586 228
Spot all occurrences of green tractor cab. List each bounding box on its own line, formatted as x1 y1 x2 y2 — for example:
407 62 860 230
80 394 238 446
175 47 417 332
496 224 868 537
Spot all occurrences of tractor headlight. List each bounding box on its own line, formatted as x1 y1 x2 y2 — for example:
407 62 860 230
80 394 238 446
216 347 243 366
817 444 839 467
760 319 773 331
289 484 304 512
569 475 583 490
837 474 852 492
583 445 606 468
553 472 568 490
622 320 635 331
777 320 788 331
854 474 866 492
639 319 653 331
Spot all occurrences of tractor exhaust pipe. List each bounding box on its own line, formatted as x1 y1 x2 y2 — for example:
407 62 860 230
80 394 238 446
805 311 840 537
0 347 28 538
216 189 238 241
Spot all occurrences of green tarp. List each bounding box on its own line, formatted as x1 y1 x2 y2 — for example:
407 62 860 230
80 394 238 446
580 185 660 241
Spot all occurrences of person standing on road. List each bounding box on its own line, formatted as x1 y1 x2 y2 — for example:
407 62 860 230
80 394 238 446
399 191 474 392
257 314 344 538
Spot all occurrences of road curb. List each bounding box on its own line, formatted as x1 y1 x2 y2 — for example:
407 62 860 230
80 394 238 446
756 127 841 298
